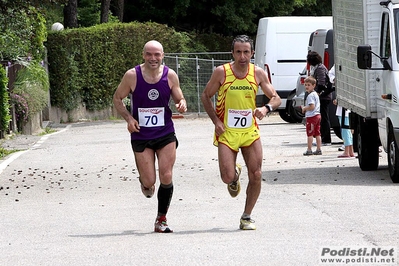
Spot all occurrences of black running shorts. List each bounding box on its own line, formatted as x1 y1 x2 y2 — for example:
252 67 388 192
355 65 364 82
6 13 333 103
131 132 178 152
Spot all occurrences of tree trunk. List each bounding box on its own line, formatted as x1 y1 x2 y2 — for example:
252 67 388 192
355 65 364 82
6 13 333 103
63 0 78 28
100 0 111 23
114 0 124 22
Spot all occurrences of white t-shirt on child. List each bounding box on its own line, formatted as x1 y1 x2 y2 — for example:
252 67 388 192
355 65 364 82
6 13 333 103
305 91 320 118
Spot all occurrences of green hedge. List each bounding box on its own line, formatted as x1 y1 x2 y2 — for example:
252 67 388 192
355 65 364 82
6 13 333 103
46 22 195 112
0 6 47 61
0 66 11 133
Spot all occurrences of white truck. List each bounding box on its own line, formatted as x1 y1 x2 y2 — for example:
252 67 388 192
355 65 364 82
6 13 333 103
333 0 399 182
254 16 332 123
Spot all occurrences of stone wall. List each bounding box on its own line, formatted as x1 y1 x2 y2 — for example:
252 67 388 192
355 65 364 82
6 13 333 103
47 103 120 124
21 112 42 135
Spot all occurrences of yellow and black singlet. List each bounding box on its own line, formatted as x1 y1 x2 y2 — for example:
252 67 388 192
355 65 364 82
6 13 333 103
214 63 260 148
216 62 259 131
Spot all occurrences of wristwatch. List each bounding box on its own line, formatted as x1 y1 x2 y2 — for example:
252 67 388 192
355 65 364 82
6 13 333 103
265 104 273 112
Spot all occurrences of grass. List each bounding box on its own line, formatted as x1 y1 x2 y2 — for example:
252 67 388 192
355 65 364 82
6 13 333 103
0 127 57 160
0 146 19 159
38 127 57 136
0 126 57 159
108 116 119 120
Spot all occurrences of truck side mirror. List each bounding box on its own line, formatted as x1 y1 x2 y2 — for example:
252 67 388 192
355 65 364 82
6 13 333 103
382 58 392 71
357 45 372 69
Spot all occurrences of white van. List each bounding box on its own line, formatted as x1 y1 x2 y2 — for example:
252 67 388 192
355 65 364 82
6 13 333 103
254 16 332 123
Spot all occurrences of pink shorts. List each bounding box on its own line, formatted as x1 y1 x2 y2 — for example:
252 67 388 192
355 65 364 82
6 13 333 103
306 114 321 137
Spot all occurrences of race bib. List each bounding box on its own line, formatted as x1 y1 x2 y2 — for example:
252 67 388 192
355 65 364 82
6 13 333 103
227 109 253 128
138 107 165 127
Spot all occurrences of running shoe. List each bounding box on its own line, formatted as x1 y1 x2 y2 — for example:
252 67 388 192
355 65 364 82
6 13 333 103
240 218 256 230
154 216 173 233
141 184 155 198
228 164 241 197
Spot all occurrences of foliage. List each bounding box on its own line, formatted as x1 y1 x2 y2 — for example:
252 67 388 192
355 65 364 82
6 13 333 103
78 0 100 27
0 33 25 62
0 0 68 9
292 0 332 16
123 0 332 36
0 0 332 60
210 1 265 35
10 93 29 123
29 7 47 59
122 96 130 112
13 61 49 118
41 2 65 31
46 21 196 112
0 5 47 61
0 66 11 132
1 0 333 121
78 0 119 27
193 33 234 52
38 126 57 135
0 146 18 159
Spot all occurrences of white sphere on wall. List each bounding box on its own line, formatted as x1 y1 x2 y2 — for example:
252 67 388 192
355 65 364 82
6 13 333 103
51 22 64 31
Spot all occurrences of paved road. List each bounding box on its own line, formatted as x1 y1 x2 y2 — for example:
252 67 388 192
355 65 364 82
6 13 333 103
0 114 398 266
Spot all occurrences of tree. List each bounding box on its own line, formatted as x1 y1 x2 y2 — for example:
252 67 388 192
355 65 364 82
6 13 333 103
113 0 124 22
123 0 190 29
63 0 78 28
14 0 331 35
292 0 332 16
100 0 111 23
121 0 331 36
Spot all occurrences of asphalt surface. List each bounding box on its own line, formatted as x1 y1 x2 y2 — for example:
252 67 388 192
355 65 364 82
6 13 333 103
0 114 398 266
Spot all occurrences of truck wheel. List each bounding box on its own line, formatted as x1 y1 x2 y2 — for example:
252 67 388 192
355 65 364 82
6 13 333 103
388 127 399 183
357 117 379 171
288 102 304 123
278 108 296 123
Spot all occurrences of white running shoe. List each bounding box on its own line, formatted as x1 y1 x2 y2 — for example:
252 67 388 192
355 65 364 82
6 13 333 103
240 218 256 230
154 216 173 233
140 183 155 198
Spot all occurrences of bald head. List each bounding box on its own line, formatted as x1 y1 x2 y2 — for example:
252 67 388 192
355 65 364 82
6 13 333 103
143 40 164 53
142 40 165 68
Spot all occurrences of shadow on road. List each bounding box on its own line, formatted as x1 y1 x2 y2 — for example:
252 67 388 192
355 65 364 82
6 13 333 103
68 227 240 238
262 166 395 186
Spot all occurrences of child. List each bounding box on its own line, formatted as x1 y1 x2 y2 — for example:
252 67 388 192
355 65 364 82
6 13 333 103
334 101 355 157
302 76 322 155
329 65 355 158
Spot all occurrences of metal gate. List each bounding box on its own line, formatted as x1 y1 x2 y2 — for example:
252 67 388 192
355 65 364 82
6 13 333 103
163 52 232 113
